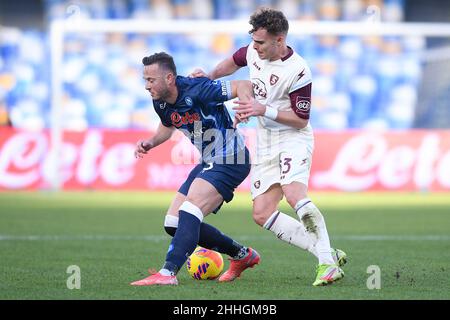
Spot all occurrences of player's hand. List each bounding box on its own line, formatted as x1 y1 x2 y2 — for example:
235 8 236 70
134 139 152 159
232 112 249 128
188 68 209 78
232 98 265 118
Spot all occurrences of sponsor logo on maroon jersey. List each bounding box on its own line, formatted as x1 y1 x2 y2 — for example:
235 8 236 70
270 74 279 85
295 97 311 112
170 112 201 128
252 79 267 98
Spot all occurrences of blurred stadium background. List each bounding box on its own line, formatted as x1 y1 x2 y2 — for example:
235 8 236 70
1 0 450 132
1 0 450 191
0 0 450 300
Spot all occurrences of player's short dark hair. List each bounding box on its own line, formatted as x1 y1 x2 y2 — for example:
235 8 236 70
249 8 289 36
142 52 177 75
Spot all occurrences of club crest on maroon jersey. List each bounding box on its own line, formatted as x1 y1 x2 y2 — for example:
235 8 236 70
270 74 279 85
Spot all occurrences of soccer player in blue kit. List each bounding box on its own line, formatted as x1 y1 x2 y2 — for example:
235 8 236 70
131 52 260 286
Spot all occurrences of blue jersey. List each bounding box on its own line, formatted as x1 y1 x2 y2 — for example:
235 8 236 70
153 76 247 163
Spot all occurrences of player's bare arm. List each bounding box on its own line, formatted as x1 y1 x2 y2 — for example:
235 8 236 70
229 80 253 127
134 122 175 159
190 57 241 80
233 98 309 130
230 80 253 100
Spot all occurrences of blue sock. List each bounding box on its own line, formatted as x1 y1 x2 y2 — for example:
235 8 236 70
165 222 245 258
163 210 201 274
198 223 245 258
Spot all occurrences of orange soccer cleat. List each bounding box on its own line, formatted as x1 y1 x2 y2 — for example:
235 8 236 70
218 247 260 282
130 271 178 286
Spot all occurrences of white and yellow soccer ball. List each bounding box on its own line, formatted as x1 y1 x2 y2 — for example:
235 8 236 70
187 247 224 280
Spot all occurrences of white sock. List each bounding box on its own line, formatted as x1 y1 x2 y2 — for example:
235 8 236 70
295 199 334 265
159 268 175 276
164 215 179 228
263 211 318 258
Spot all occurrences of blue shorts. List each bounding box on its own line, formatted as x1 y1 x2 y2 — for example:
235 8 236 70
178 157 250 213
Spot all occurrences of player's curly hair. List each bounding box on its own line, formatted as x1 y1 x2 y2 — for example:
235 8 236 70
142 52 177 75
249 8 289 36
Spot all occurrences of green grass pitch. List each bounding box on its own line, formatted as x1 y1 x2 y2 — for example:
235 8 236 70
0 191 449 300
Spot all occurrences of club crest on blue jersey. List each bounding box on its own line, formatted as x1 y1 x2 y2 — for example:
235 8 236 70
185 97 193 106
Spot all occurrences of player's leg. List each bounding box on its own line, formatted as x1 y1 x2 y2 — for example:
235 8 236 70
250 160 318 257
165 163 249 260
283 181 334 264
162 177 223 273
278 142 346 286
163 192 185 235
166 167 259 284
164 191 249 261
279 144 346 267
192 161 260 282
282 181 345 286
163 163 204 234
131 177 223 286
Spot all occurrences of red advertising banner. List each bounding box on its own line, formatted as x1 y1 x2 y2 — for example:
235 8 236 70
1 127 449 192
311 131 450 191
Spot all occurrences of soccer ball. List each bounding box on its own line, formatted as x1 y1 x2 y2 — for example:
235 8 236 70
186 247 224 280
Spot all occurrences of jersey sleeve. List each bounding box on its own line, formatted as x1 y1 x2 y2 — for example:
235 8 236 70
159 118 172 127
196 78 232 103
289 83 312 120
289 65 312 94
288 65 313 120
152 101 172 127
232 46 248 67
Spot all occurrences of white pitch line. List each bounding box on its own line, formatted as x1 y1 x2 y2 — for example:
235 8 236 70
0 235 449 241
0 235 167 241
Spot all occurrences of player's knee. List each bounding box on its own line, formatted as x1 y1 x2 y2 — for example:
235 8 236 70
284 189 308 209
285 194 301 209
185 193 221 216
252 213 265 226
185 194 209 213
252 206 272 227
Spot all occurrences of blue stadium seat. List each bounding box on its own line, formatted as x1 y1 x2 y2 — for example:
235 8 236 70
2 0 419 131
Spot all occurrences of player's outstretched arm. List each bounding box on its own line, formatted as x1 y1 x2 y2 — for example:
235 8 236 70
230 80 253 100
233 99 309 130
267 109 309 129
230 80 254 127
190 57 241 80
134 122 175 159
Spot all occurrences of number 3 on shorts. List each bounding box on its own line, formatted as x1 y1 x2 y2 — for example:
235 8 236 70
280 157 292 174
